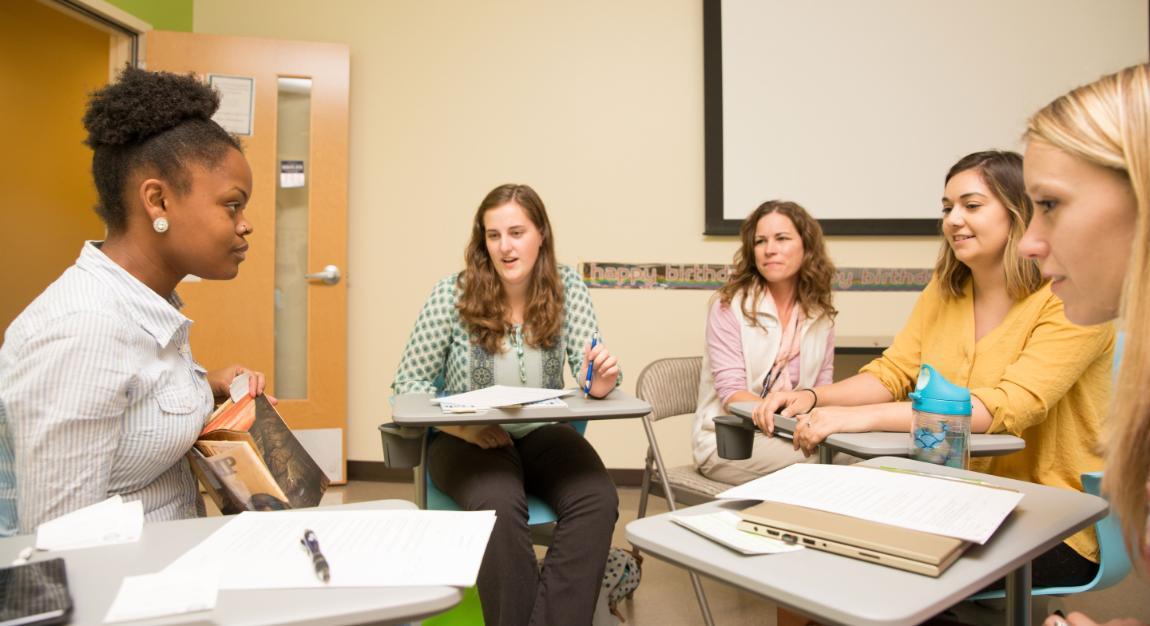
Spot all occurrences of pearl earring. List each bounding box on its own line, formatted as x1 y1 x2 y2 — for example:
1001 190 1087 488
153 217 169 233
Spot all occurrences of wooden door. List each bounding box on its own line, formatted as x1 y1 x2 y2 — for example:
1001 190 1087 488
0 0 111 335
146 31 350 482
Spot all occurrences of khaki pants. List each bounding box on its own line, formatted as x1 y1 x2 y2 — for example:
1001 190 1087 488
698 432 856 484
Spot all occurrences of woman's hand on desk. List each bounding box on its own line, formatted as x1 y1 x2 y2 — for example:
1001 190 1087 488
581 341 620 399
752 390 816 435
791 407 868 457
456 425 513 449
207 364 277 404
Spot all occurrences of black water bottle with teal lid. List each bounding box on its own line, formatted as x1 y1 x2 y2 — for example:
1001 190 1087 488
908 364 972 469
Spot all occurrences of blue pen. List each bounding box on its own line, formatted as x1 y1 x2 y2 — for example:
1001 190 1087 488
584 332 599 398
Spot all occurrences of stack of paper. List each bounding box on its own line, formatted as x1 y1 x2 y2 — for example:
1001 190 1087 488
431 385 571 409
717 464 1022 544
671 511 803 555
103 508 496 623
163 509 496 588
35 495 143 551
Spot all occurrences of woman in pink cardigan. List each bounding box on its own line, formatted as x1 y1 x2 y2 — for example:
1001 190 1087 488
692 200 837 484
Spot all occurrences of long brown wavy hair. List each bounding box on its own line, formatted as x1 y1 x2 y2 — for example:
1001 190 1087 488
933 151 1043 300
716 200 836 326
1028 63 1150 570
458 184 563 355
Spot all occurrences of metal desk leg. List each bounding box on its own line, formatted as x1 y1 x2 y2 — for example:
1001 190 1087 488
1005 561 1032 626
639 417 715 626
818 445 833 465
414 429 429 509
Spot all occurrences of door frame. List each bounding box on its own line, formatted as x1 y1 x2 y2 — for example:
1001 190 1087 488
42 0 150 70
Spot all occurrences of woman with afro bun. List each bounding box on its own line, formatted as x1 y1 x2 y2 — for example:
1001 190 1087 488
0 66 268 534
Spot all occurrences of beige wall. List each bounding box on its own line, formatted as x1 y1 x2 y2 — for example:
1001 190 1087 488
192 0 1105 469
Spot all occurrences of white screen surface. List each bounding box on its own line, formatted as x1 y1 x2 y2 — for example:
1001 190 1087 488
713 0 1148 231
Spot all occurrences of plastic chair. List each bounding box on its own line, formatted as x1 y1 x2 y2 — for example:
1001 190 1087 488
632 356 719 626
968 472 1132 601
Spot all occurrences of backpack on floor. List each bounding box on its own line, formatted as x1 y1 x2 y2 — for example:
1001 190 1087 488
600 547 642 621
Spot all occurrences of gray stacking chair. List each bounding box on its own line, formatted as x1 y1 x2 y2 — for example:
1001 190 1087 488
635 356 731 519
633 356 729 626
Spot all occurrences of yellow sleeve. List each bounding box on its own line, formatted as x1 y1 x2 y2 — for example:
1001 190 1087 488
972 295 1114 436
859 280 939 399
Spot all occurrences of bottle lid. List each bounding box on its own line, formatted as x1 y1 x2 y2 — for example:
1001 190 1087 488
908 364 971 416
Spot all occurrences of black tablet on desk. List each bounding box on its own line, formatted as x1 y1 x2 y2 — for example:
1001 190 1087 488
0 559 72 626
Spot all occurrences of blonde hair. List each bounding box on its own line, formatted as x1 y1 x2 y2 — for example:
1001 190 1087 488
933 151 1043 300
1028 63 1150 570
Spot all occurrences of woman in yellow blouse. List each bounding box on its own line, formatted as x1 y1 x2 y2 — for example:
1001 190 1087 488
757 150 1114 587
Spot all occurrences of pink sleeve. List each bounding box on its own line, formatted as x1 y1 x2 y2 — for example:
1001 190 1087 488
706 300 747 403
816 325 836 386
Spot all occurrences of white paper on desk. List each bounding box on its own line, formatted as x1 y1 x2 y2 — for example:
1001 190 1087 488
35 495 143 550
716 464 1022 544
439 397 568 413
164 509 496 588
104 572 217 623
430 385 571 408
671 511 803 555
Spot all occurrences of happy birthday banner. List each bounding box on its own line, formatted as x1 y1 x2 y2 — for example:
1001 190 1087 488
580 262 930 292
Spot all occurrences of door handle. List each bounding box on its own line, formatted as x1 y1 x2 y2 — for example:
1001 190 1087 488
304 264 341 285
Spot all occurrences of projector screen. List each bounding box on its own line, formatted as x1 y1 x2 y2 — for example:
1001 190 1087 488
704 0 1149 235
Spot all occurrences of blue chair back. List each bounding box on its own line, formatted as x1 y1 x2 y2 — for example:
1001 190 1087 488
968 471 1131 600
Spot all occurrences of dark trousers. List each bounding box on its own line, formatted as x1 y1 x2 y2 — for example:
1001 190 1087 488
428 423 619 626
981 540 1099 591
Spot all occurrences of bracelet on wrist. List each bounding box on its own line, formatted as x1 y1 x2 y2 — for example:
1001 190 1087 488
801 388 818 411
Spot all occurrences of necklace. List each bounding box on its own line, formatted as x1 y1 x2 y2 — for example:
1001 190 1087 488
510 324 527 383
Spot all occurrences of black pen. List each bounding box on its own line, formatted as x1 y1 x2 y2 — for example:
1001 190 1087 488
300 528 331 583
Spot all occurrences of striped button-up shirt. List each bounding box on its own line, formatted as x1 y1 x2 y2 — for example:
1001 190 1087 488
0 242 213 535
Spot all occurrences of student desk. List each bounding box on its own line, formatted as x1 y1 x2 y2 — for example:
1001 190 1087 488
390 389 652 508
0 500 461 626
729 402 1025 464
625 456 1107 626
390 389 652 427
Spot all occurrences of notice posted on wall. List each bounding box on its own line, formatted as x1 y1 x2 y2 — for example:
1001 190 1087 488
280 160 305 188
208 74 255 136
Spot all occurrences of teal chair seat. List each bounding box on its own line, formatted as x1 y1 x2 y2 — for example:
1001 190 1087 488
424 420 589 526
968 472 1131 600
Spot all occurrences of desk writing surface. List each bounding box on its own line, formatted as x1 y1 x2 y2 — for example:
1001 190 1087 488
728 403 1025 459
625 457 1106 626
0 500 460 626
391 389 652 426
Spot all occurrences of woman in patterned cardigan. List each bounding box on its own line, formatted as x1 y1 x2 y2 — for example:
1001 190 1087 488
392 183 620 626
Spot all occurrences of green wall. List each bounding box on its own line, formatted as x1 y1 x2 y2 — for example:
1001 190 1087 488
106 0 192 32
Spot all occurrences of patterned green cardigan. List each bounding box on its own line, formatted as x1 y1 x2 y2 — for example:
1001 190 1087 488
392 264 619 395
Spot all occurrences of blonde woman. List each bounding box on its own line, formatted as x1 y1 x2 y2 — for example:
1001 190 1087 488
1019 63 1150 626
759 151 1115 588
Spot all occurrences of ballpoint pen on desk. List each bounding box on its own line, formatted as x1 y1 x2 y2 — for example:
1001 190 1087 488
300 528 331 583
583 331 599 399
